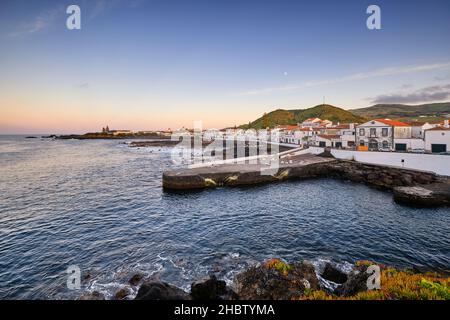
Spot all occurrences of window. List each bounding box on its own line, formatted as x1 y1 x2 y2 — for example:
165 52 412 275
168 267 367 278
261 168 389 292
382 128 388 136
370 128 376 136
359 128 365 136
382 141 389 149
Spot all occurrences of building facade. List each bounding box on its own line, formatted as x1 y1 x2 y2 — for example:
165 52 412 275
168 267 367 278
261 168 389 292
356 119 411 151
424 121 450 153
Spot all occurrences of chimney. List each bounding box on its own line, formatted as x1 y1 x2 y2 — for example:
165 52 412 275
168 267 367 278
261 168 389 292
445 120 449 128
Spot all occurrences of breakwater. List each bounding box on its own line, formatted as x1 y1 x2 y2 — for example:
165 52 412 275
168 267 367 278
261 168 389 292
163 154 450 207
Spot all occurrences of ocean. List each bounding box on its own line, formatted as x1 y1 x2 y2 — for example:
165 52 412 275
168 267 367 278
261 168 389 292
0 135 448 299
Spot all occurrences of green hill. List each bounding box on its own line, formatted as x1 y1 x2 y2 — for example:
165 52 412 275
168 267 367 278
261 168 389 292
352 102 450 121
240 104 366 129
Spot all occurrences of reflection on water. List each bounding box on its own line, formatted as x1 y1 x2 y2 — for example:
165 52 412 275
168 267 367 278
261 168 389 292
0 136 449 299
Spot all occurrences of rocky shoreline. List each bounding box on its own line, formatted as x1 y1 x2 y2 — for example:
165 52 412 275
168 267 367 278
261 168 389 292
79 259 449 300
51 133 170 140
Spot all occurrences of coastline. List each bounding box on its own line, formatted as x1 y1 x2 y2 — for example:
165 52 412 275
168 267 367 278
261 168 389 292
79 259 449 300
1 136 445 299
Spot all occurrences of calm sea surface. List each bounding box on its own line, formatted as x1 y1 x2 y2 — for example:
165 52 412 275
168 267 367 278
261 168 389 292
0 135 449 299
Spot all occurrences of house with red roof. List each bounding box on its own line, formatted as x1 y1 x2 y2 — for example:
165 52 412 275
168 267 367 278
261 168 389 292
424 120 450 153
301 117 322 128
356 119 412 151
301 117 333 128
315 134 342 148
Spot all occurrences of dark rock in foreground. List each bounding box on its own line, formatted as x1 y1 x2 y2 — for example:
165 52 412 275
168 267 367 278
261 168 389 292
79 259 448 300
190 275 238 300
235 259 319 300
129 273 144 286
114 287 131 300
334 264 371 296
78 291 105 300
321 263 348 284
135 281 190 300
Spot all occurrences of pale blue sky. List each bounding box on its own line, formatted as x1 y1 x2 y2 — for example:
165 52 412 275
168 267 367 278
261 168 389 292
1 0 450 133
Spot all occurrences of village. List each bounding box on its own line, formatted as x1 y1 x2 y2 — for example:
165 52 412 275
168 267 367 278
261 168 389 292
273 117 450 154
99 116 450 155
198 117 450 154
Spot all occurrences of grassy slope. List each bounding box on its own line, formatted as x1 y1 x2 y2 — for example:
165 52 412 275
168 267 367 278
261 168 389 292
352 102 450 120
241 105 366 129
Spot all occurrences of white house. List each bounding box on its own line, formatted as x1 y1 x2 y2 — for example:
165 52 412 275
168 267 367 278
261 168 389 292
315 134 342 148
319 119 333 127
392 138 425 151
407 121 435 139
338 124 356 148
424 120 450 153
301 118 323 128
356 119 411 151
280 125 301 144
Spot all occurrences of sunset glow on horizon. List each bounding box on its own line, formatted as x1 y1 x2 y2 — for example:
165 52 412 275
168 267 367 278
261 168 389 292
1 0 450 134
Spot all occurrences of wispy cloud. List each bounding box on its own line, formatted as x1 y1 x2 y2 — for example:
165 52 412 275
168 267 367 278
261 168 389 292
399 84 413 89
434 73 450 81
7 5 63 37
238 62 450 96
370 83 450 104
78 82 90 89
5 0 144 38
88 0 144 19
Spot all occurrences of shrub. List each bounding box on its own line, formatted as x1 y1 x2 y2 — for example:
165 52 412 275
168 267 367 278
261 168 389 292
265 259 291 276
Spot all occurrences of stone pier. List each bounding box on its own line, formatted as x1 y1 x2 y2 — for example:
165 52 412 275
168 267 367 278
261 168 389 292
162 154 450 207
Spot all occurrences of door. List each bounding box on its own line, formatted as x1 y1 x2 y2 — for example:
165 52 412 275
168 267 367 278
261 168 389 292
319 141 326 147
431 144 447 153
368 139 378 150
395 143 407 151
335 142 342 148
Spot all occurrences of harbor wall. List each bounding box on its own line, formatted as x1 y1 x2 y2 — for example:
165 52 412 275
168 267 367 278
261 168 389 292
308 147 450 176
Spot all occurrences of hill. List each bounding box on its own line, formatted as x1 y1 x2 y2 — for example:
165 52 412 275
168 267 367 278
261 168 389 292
352 102 450 121
240 104 366 129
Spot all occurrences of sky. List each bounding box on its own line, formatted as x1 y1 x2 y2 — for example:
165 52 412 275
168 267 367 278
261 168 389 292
1 0 450 134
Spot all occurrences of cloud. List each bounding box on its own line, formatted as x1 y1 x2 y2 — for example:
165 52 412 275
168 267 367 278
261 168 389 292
434 73 450 81
5 0 144 37
88 0 144 19
7 6 63 37
78 82 90 89
370 84 450 104
238 62 450 96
